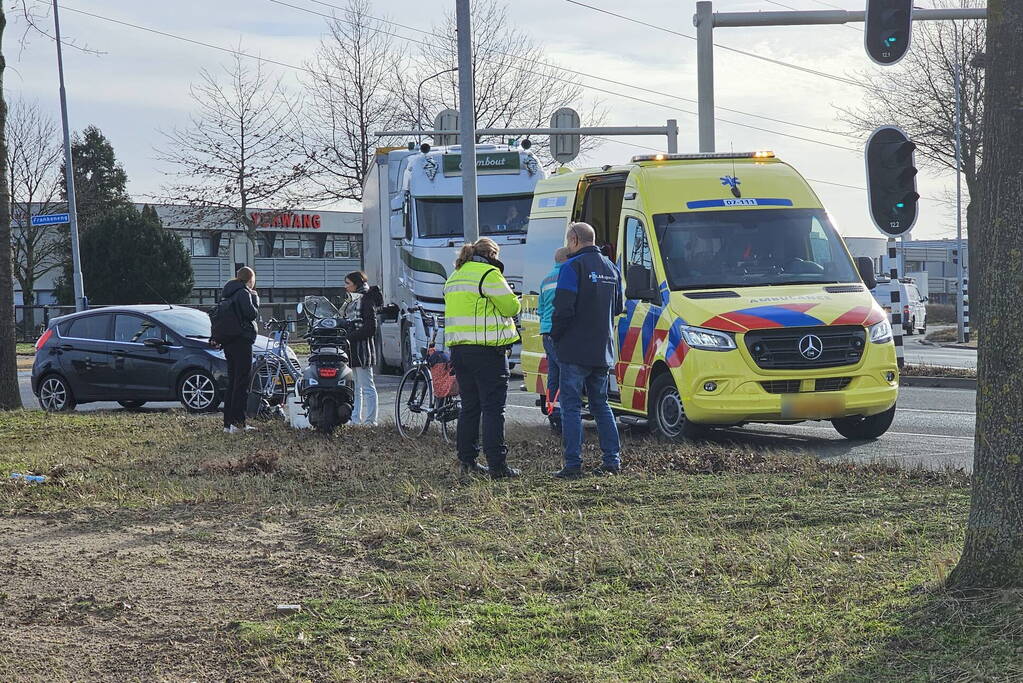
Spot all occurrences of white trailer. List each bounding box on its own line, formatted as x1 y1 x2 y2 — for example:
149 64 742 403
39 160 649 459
362 142 547 371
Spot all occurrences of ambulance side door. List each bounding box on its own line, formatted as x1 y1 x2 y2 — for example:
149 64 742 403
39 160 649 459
616 213 661 411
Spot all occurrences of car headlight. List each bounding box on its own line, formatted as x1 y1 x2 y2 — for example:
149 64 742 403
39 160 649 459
681 325 736 351
869 319 893 344
205 348 226 360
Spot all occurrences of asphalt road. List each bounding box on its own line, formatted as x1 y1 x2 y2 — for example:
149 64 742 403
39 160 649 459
17 370 976 472
902 325 977 368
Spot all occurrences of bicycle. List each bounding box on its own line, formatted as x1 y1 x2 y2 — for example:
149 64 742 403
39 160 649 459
247 318 302 420
394 305 460 444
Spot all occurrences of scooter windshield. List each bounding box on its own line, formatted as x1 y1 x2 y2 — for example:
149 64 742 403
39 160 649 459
302 295 341 320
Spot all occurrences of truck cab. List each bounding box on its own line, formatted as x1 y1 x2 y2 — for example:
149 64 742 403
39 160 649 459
520 151 899 441
363 143 546 370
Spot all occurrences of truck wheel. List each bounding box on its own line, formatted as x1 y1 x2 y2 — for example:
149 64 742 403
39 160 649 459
648 373 707 441
831 404 896 440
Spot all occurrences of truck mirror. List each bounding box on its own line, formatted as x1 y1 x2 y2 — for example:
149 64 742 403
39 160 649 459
855 257 877 290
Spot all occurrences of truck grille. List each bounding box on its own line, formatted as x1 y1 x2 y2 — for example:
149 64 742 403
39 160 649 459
745 326 866 370
815 377 852 392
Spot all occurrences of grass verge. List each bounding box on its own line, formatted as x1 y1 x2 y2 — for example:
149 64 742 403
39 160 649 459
1 411 1017 681
901 364 976 379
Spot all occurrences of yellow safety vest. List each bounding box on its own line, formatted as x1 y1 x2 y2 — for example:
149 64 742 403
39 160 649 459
443 260 521 347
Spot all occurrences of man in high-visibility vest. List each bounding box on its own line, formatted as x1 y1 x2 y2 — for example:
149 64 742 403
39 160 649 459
443 238 521 479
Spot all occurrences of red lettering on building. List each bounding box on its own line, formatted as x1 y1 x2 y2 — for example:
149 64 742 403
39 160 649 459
248 212 323 229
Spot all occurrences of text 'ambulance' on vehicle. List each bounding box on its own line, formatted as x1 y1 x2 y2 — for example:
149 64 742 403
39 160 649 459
520 151 899 441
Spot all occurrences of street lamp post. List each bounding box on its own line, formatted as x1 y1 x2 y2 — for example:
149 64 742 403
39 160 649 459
416 67 458 144
53 0 86 311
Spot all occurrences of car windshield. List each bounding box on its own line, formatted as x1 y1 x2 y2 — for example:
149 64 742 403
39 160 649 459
652 208 860 290
149 307 211 338
416 195 532 238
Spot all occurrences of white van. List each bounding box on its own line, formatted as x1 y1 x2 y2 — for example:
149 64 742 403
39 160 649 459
872 277 927 335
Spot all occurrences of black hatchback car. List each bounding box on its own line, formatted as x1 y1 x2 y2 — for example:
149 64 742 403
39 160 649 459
32 305 294 413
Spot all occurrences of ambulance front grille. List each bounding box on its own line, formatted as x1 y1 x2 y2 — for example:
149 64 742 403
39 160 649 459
744 326 866 370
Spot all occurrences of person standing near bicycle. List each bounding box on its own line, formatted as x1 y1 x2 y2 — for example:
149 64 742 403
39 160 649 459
212 266 260 433
443 237 521 479
343 271 384 427
539 247 571 434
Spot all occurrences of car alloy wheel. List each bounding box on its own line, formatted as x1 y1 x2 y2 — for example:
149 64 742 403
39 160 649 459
39 376 72 412
180 372 216 412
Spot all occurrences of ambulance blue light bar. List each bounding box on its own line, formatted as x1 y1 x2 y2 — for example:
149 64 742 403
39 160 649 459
631 151 775 162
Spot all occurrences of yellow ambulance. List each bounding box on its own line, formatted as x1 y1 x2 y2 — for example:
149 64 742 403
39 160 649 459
520 151 899 440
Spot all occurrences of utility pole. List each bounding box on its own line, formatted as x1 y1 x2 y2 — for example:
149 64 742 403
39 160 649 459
53 0 85 311
954 56 965 344
455 0 479 243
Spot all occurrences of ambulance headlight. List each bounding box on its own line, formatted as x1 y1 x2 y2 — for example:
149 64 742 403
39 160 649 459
869 319 893 344
681 325 736 351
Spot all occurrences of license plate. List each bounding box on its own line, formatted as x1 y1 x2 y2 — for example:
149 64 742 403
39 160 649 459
781 394 845 419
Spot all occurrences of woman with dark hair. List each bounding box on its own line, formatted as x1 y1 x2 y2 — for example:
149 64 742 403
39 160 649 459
214 266 260 433
344 271 383 426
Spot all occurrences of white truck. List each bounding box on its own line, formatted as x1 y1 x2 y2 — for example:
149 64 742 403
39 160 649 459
362 142 549 371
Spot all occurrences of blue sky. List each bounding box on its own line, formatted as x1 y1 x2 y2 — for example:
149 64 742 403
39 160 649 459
8 0 962 239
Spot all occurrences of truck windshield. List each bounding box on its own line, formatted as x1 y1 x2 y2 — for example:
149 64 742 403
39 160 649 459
416 195 532 238
652 208 860 290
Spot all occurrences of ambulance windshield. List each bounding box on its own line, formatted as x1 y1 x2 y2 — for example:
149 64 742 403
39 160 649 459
416 195 532 238
652 208 860 290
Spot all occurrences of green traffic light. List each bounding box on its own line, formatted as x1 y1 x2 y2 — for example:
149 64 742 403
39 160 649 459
896 202 906 209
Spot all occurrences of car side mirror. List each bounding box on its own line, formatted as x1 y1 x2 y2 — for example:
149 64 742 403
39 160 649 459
625 264 657 302
855 257 877 290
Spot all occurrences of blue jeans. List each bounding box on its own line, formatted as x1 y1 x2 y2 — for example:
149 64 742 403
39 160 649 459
542 334 561 423
559 362 621 469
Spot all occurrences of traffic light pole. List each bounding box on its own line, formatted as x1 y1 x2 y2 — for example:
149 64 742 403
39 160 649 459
888 239 904 369
455 0 479 243
692 2 987 152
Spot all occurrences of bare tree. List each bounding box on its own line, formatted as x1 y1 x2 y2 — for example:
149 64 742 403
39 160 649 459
8 99 66 319
841 1 985 233
399 0 605 166
947 0 1023 590
300 0 406 203
158 53 308 246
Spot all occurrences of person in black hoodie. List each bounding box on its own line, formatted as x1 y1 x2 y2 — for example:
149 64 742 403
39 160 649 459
215 266 260 433
344 271 383 426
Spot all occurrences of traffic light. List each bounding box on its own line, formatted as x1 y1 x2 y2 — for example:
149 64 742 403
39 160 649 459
864 0 914 65
865 126 919 237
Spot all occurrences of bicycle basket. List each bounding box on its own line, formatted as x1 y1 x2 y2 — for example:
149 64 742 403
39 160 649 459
427 349 459 398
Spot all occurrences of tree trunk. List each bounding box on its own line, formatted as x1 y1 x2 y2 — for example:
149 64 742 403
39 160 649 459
0 7 23 410
948 0 1023 589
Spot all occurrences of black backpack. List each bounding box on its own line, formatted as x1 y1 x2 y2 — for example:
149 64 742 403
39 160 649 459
209 293 243 342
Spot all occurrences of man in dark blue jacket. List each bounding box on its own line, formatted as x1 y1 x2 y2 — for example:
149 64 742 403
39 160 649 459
550 222 624 477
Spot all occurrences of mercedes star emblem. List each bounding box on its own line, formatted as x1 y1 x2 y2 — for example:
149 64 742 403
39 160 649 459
798 334 823 360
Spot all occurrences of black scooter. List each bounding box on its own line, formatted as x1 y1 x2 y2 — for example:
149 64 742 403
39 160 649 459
296 296 356 434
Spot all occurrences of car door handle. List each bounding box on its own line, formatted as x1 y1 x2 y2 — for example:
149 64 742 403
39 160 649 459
58 344 73 351
112 350 126 357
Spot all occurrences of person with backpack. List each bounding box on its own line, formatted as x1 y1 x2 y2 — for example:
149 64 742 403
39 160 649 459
343 271 384 426
211 266 260 433
442 238 521 479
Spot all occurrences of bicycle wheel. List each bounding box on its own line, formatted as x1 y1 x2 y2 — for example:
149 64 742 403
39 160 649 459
396 366 433 439
437 397 459 445
248 357 289 420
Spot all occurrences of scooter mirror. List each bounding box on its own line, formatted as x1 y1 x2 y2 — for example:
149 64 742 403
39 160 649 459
296 302 304 315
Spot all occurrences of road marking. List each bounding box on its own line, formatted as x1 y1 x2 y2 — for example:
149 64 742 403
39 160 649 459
898 407 975 416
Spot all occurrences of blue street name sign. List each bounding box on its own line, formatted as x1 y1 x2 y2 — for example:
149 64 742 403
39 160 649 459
30 213 70 226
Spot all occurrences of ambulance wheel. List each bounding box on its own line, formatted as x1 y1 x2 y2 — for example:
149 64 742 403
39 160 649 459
648 373 707 441
831 404 896 440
